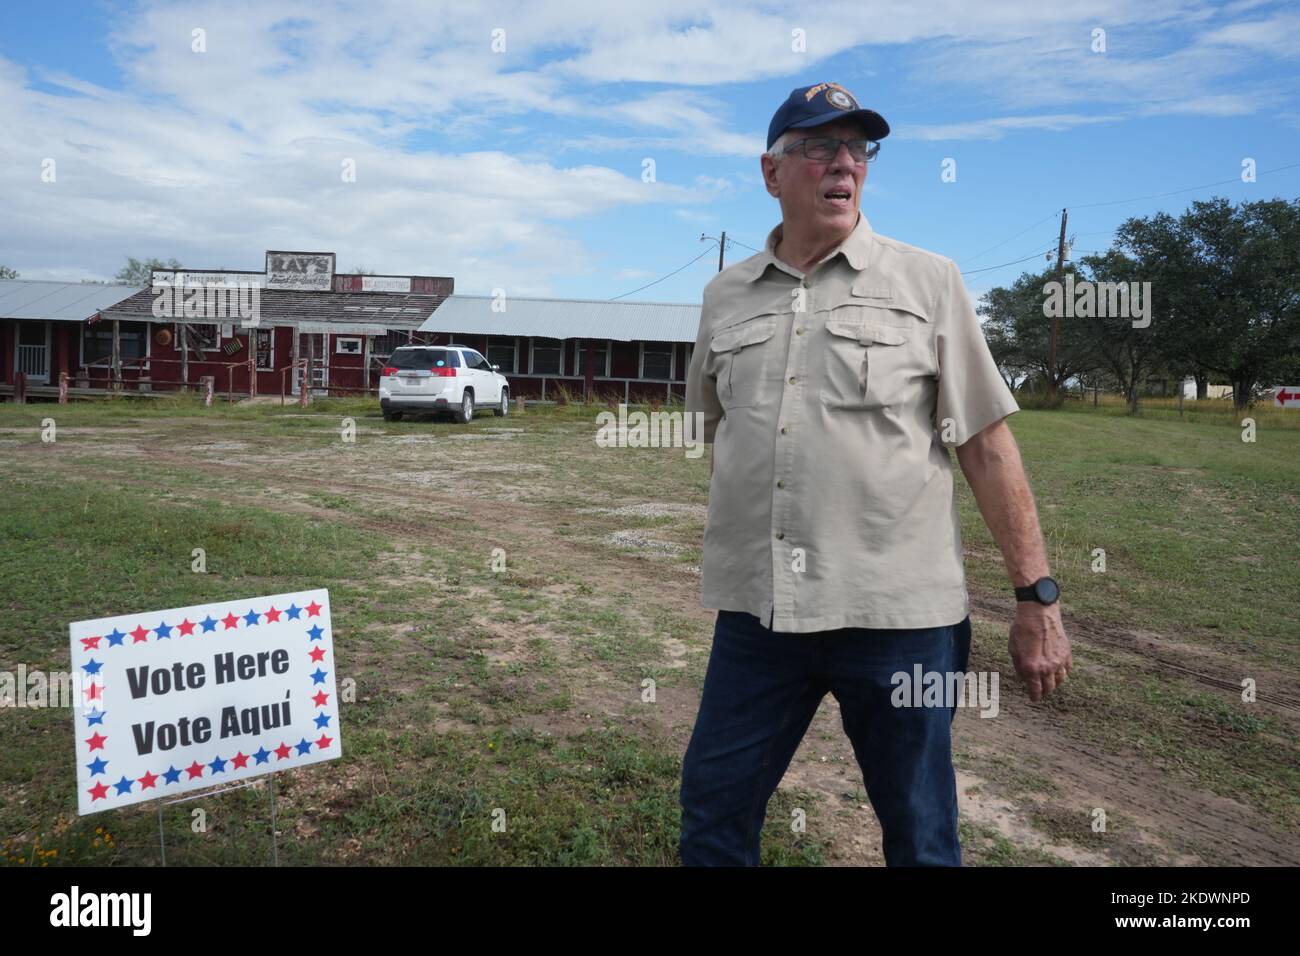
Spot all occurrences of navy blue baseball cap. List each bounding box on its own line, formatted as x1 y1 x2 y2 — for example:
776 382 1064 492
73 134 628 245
766 82 890 150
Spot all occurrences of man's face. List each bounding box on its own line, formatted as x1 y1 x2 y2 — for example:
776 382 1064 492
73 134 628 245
761 118 868 239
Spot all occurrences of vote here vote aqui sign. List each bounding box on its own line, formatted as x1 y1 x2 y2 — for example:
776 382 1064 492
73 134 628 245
69 589 342 815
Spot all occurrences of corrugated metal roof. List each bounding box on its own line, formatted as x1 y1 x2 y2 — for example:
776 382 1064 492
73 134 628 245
0 280 143 322
419 295 702 343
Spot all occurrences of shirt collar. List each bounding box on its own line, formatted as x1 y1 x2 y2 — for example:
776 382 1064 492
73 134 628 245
742 212 875 282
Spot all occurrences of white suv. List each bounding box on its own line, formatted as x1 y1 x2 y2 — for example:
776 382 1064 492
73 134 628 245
379 345 510 423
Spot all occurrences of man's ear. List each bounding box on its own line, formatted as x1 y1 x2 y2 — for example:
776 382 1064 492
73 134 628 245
760 154 780 198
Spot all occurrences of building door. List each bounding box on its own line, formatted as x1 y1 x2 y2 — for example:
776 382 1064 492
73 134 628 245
294 333 329 395
16 321 51 384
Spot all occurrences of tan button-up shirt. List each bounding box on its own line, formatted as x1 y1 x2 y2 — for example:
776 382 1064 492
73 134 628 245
685 213 1019 633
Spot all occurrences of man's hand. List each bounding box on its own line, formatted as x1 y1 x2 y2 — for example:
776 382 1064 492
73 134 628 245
1008 602 1072 702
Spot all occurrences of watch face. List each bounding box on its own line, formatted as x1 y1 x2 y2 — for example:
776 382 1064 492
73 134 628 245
1035 577 1060 603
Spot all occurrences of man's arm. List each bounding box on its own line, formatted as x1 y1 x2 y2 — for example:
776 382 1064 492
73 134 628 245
955 418 1072 702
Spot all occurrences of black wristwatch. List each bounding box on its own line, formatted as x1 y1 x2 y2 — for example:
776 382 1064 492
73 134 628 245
1014 576 1060 605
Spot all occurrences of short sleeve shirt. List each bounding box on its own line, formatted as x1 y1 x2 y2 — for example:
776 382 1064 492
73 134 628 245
684 213 1019 633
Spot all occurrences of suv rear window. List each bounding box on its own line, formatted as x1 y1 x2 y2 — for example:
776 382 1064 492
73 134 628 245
388 348 458 369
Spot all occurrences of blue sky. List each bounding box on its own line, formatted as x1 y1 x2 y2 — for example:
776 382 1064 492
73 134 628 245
1 0 1298 304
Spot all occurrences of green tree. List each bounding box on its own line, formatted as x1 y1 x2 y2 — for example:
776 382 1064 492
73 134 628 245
115 256 182 285
0 265 18 279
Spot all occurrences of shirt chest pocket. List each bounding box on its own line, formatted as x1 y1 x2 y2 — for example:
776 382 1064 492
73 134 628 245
709 315 778 409
820 314 911 411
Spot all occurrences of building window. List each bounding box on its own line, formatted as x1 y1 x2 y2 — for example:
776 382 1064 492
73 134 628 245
530 337 562 375
575 340 609 377
336 337 362 355
641 343 672 380
82 321 147 366
255 328 274 371
486 336 517 373
184 323 220 350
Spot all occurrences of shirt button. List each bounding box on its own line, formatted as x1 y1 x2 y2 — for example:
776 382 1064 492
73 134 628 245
775 531 785 540
777 479 785 489
788 376 796 385
780 426 788 435
795 327 805 335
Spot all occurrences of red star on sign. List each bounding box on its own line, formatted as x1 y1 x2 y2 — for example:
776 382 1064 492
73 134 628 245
88 781 109 801
130 624 150 643
138 770 159 790
314 734 333 750
264 606 282 623
231 751 250 769
305 600 322 617
185 761 205 779
86 732 107 751
80 636 101 650
178 618 196 636
221 612 240 630
312 690 329 707
309 646 326 663
84 683 102 702
275 743 292 760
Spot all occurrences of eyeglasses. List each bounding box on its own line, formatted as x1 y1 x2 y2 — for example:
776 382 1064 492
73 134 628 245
782 136 880 163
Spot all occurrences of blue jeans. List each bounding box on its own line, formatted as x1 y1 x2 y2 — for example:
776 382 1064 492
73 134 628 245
679 610 971 866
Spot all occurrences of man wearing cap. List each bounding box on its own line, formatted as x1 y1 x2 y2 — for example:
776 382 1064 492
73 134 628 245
680 82 1072 866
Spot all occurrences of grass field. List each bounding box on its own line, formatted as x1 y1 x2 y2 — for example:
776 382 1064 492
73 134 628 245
1 393 1297 866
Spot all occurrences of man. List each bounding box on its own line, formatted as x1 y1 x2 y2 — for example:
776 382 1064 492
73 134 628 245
680 82 1072 867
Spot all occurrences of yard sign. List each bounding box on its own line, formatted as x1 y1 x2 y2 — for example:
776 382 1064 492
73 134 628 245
69 588 341 815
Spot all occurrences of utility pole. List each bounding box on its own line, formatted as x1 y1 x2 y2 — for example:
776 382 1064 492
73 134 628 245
701 233 728 272
1049 208 1068 397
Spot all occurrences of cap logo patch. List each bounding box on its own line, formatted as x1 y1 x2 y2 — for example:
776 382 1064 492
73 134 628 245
826 87 855 110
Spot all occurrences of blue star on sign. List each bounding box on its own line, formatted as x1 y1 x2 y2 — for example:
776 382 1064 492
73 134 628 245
200 615 218 633
86 757 108 776
253 747 271 765
310 668 328 685
113 775 133 795
162 765 182 784
208 755 227 774
86 709 106 725
295 738 312 755
243 610 260 627
314 711 331 729
154 621 173 639
307 624 324 641
82 658 103 676
106 628 126 647
285 604 302 620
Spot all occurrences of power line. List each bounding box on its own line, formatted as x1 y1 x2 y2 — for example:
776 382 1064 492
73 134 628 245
956 247 1055 277
958 211 1060 265
610 243 717 300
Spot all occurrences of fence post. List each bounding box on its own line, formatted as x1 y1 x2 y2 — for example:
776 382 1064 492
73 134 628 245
59 371 69 404
200 375 214 407
15 372 26 404
299 359 309 407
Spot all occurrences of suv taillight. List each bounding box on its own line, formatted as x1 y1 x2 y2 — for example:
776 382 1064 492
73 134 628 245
382 366 398 375
431 367 457 376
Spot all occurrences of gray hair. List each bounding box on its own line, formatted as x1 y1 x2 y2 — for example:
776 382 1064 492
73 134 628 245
766 129 797 164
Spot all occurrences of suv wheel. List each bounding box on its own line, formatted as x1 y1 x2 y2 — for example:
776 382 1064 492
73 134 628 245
457 391 474 424
494 389 509 417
